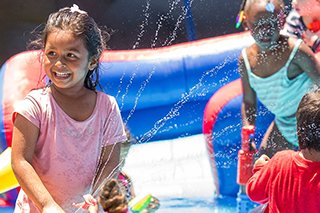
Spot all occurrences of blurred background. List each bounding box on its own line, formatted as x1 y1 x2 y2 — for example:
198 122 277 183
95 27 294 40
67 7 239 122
0 0 291 66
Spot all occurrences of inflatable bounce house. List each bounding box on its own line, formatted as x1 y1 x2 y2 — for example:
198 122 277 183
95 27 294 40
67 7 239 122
2 31 317 212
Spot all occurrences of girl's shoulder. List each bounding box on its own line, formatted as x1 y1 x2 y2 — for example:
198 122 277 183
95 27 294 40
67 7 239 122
96 91 118 108
24 87 51 101
289 36 315 58
97 91 116 102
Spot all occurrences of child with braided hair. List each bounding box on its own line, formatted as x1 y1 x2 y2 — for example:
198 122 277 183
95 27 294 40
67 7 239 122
237 0 320 158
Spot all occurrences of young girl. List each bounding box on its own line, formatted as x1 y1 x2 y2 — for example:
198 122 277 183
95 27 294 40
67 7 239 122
283 0 320 53
239 0 320 158
11 5 127 213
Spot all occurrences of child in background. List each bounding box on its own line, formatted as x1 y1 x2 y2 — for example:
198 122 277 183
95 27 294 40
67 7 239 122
98 127 160 213
73 128 160 213
239 0 320 158
246 88 320 212
11 4 127 213
283 0 320 53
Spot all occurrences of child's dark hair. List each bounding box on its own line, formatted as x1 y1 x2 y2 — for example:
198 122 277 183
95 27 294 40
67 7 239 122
99 179 128 213
29 5 110 90
296 88 320 152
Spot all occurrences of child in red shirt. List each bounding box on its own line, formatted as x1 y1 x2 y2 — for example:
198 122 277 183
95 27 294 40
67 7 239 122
246 88 320 212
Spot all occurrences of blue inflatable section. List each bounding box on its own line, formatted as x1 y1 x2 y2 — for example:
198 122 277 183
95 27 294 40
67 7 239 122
100 34 252 142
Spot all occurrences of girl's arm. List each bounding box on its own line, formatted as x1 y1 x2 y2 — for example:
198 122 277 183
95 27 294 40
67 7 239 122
11 114 64 213
92 142 122 194
238 55 257 127
295 40 320 84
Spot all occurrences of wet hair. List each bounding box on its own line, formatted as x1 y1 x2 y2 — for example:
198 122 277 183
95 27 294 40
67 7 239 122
29 5 110 90
296 88 320 152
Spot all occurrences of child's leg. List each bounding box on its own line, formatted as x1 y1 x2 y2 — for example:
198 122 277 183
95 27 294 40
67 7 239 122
256 121 297 158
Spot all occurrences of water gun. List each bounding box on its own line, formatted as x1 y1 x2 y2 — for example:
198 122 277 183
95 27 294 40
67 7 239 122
128 193 153 213
237 125 256 185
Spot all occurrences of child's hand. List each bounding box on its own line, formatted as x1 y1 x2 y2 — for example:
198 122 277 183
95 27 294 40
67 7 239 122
302 30 319 47
254 154 270 167
99 179 128 213
72 194 98 213
145 196 160 213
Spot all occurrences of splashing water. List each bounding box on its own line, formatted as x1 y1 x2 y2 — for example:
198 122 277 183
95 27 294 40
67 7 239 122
132 1 151 49
162 0 195 46
120 72 136 111
151 0 182 48
138 56 236 143
118 0 195 121
77 1 243 212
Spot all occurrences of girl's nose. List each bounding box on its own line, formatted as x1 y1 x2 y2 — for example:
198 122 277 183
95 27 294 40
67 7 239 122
54 58 67 69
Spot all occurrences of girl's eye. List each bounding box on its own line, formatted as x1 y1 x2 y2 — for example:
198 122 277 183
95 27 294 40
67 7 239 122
46 51 57 58
67 53 77 59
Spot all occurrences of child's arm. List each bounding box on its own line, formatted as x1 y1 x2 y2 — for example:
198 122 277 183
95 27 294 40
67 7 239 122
11 114 64 212
294 40 320 84
302 30 320 52
92 142 122 193
246 155 270 204
238 55 257 127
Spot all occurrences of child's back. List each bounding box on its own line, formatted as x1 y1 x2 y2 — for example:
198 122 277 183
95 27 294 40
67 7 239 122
247 88 320 212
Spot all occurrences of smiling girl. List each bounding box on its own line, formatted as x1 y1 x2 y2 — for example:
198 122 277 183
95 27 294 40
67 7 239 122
11 5 127 213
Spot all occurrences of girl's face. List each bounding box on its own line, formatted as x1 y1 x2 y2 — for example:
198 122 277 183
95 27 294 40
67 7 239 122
292 0 320 17
245 5 283 50
43 29 94 90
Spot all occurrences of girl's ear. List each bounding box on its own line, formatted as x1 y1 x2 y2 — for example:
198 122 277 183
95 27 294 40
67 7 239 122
242 20 249 31
88 58 98 70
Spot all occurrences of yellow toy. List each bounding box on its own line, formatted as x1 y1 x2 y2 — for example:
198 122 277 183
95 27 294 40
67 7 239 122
0 147 19 193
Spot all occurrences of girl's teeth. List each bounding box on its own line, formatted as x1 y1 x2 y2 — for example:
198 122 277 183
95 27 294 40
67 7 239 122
55 72 70 77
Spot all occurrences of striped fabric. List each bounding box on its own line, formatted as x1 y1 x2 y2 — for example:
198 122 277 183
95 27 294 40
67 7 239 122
242 39 313 146
283 10 320 53
282 9 306 38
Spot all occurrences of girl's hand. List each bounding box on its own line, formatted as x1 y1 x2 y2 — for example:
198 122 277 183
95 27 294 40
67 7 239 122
73 194 98 213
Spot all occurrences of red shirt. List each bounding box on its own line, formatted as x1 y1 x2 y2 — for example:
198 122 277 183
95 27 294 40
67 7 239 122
247 150 320 213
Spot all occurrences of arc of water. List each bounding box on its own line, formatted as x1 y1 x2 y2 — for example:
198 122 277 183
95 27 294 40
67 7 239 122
139 56 236 143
